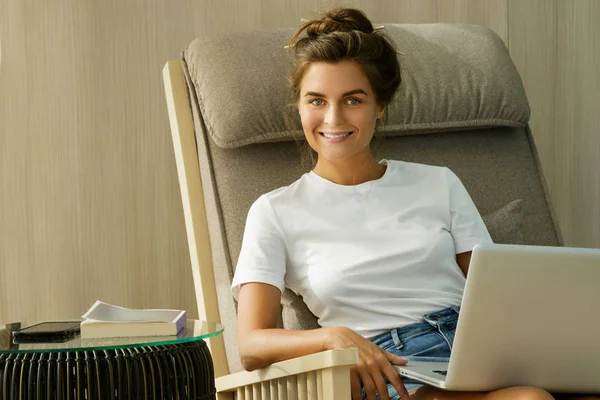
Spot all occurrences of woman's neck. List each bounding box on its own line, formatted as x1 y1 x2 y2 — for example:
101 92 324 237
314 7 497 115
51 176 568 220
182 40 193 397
312 155 386 186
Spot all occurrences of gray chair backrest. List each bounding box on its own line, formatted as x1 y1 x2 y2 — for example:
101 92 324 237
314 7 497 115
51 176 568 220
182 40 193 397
182 24 562 373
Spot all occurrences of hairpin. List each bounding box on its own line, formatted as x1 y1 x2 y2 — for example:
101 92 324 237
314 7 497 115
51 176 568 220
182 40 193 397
284 21 407 55
283 19 311 48
372 25 405 54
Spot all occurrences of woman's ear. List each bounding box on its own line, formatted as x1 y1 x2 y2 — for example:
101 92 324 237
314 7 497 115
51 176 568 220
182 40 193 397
377 104 385 119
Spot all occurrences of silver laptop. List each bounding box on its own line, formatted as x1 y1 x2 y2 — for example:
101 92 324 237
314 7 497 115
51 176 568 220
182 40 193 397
394 243 600 393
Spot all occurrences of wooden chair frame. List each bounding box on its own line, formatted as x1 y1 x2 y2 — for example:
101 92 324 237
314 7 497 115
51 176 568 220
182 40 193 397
162 60 358 400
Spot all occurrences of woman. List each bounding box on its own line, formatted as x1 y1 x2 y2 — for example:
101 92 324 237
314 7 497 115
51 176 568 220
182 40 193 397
231 7 554 400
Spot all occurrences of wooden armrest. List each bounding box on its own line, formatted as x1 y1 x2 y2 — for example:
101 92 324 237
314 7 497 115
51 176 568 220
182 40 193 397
215 348 358 392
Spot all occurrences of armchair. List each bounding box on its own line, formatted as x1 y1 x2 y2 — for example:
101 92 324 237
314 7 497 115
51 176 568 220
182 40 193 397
162 23 561 400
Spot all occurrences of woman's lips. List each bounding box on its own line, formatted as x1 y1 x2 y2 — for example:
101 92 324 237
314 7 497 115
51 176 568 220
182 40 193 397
319 131 354 143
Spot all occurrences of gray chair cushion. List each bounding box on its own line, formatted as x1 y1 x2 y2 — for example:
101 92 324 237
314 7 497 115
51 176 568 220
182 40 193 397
483 199 525 245
181 23 560 373
184 24 529 149
189 123 560 372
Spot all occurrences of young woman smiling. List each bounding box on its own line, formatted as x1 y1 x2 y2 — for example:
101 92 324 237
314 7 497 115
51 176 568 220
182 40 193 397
231 8 554 400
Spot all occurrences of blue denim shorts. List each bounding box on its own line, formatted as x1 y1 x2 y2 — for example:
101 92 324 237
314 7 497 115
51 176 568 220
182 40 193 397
364 306 459 399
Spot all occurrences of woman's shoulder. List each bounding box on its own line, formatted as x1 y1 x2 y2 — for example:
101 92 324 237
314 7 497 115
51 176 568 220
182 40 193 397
254 173 313 208
384 159 451 179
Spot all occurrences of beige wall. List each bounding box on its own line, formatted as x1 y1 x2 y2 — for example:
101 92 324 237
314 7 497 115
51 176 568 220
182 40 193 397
508 0 600 248
1 0 598 322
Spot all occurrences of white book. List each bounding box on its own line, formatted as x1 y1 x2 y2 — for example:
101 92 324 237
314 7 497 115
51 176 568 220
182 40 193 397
80 301 187 339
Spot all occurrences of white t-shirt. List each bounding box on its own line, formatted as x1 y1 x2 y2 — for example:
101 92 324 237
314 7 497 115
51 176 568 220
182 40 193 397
232 159 492 338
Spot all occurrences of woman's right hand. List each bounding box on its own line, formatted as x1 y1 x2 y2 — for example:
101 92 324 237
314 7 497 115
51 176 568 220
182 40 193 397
324 326 410 400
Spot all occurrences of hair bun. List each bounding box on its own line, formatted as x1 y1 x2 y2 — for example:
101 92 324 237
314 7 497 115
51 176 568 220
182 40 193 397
305 8 374 37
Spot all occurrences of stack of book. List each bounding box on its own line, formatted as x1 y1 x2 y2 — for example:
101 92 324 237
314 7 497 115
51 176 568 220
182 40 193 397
80 301 187 339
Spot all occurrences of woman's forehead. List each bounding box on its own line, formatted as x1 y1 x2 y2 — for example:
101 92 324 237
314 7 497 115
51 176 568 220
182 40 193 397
301 61 372 95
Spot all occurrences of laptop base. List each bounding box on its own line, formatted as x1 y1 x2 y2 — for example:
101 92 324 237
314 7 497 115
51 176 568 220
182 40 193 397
394 361 450 390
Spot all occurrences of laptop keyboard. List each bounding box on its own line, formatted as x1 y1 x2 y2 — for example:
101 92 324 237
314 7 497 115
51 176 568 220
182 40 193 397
433 370 448 376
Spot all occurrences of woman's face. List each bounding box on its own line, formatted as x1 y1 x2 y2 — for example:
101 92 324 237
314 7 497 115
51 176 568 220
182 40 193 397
297 61 384 164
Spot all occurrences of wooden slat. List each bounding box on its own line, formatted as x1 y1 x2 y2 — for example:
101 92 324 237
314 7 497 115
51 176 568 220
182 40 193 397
216 349 357 392
316 371 323 400
261 381 271 400
307 371 317 399
236 387 245 400
252 383 261 400
287 376 298 400
297 373 308 400
278 378 288 400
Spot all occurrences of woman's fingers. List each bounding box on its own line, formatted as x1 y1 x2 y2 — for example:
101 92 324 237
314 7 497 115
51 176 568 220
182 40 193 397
381 357 410 400
350 370 363 400
358 369 379 400
358 352 393 400
340 330 409 400
370 367 391 400
385 350 408 366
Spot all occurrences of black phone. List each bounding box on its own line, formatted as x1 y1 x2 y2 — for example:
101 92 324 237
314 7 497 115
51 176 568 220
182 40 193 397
12 321 81 343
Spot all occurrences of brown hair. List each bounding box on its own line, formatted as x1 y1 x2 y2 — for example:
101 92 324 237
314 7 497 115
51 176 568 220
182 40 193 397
284 7 402 167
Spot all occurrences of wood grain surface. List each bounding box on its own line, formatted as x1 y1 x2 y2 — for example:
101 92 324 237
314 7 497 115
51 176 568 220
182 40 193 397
1 0 598 323
510 0 600 248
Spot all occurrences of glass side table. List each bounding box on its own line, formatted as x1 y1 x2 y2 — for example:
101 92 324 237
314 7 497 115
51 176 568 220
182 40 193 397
0 320 223 400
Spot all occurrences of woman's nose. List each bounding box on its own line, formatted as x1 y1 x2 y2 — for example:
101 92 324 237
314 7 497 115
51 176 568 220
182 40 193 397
324 105 345 125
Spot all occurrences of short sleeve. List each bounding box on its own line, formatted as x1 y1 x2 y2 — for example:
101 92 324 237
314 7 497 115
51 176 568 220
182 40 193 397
231 195 287 300
445 168 493 254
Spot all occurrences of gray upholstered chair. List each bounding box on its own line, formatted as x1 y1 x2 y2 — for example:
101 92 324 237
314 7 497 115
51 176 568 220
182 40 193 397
163 23 562 400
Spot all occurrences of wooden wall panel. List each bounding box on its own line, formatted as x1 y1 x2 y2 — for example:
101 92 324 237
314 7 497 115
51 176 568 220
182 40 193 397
1 0 598 325
553 0 600 247
0 1 202 322
510 0 600 248
508 0 558 228
336 0 508 43
0 0 337 323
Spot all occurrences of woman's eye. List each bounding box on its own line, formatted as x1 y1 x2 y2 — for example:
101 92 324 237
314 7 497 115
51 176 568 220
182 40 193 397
346 98 361 105
310 99 324 106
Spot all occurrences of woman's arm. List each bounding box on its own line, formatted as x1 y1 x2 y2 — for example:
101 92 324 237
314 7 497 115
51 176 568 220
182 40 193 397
237 282 409 400
456 251 472 276
237 282 332 371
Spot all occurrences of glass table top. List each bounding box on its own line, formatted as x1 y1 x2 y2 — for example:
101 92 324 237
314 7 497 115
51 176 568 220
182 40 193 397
0 320 223 354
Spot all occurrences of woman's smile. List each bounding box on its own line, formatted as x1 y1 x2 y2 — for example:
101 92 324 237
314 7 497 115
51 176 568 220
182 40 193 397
319 131 355 142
